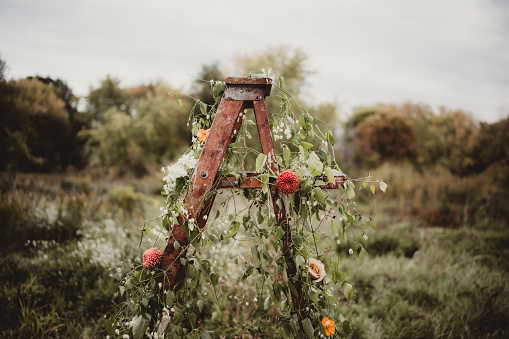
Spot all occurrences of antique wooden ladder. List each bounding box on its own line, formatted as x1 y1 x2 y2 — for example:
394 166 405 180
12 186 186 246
159 77 343 315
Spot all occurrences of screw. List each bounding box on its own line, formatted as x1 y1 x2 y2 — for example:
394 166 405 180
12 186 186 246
200 170 209 179
256 96 261 100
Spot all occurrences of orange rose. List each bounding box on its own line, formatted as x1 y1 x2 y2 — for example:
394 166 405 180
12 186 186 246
197 129 210 142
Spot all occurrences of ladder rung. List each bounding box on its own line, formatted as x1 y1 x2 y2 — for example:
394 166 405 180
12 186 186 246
217 174 346 189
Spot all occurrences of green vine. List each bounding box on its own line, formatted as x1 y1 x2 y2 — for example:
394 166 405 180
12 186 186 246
106 74 386 339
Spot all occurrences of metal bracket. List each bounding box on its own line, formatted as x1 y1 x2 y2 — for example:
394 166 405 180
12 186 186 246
223 86 266 101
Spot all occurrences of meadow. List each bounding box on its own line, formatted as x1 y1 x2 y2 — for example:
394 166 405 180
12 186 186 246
1 161 507 338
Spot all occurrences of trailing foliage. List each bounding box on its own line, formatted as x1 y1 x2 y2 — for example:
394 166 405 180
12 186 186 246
108 75 386 338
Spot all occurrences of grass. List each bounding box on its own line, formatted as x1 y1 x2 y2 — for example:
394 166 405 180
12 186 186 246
338 215 509 338
1 165 508 338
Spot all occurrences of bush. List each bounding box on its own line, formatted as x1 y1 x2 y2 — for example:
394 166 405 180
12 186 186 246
106 184 147 216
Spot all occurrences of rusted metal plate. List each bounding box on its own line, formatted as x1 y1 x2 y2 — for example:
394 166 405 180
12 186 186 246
223 86 266 101
225 77 273 97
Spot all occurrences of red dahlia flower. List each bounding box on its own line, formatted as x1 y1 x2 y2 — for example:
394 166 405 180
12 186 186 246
143 247 162 268
276 170 299 194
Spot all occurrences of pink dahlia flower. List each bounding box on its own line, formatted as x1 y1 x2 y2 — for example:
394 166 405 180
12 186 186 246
143 247 162 268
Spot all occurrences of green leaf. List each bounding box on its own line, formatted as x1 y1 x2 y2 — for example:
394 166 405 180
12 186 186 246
359 247 367 259
342 282 353 300
313 179 326 186
307 151 323 176
257 210 264 224
226 221 240 238
176 98 183 106
132 314 151 339
173 240 180 251
294 254 305 267
331 218 340 236
201 330 213 339
119 286 125 297
303 220 312 231
256 153 267 172
309 289 319 304
276 198 283 210
301 141 314 149
242 263 254 280
370 184 375 195
313 187 325 205
327 130 335 146
325 166 335 183
343 319 352 335
380 181 387 193
166 290 175 306
276 225 285 239
368 219 376 230
261 173 269 194
197 299 204 313
283 145 291 164
264 295 271 310
210 273 219 286
302 318 315 339
345 184 355 200
199 101 207 115
251 245 260 261
298 114 306 128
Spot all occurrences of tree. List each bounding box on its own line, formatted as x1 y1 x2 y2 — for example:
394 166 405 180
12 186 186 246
82 82 192 176
86 75 132 121
27 76 90 169
467 116 509 174
415 108 478 174
0 78 71 171
234 46 312 96
352 112 418 168
191 62 224 105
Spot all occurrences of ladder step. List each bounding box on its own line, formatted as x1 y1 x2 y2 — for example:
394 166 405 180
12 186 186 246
216 174 346 189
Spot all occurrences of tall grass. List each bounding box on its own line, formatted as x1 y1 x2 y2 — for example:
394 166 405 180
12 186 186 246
1 165 508 338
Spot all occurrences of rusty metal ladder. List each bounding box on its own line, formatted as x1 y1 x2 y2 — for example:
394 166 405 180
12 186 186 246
160 77 343 315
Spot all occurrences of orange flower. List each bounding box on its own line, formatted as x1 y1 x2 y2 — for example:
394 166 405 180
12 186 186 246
322 317 335 336
197 129 210 142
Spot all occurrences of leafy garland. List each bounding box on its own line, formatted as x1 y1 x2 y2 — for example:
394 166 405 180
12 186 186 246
106 75 386 339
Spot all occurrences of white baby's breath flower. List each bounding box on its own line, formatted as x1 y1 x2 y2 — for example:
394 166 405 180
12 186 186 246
349 248 354 255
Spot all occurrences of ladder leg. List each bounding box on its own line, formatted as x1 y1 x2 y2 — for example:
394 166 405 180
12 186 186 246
253 100 303 315
160 99 247 290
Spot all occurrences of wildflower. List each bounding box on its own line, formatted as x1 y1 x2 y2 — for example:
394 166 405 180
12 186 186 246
276 170 299 194
307 258 326 282
349 248 354 255
197 129 210 142
321 317 335 336
143 248 162 268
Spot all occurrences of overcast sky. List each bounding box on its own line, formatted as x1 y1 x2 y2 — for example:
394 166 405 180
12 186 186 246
1 0 508 123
